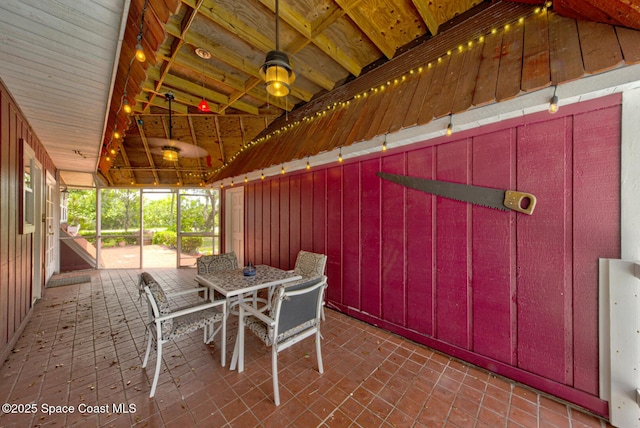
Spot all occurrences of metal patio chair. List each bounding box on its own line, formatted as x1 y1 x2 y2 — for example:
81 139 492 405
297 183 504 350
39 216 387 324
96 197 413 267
235 276 327 405
139 272 227 397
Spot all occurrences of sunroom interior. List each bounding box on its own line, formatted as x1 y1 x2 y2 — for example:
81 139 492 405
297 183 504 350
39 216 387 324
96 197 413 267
1 0 640 426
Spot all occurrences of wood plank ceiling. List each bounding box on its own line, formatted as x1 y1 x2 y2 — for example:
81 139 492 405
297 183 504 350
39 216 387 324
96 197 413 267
100 0 640 187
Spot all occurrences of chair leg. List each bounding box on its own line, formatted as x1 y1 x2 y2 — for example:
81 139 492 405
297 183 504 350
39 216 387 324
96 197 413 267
221 312 226 367
272 346 280 406
237 306 245 373
316 330 324 374
142 330 153 368
150 341 163 398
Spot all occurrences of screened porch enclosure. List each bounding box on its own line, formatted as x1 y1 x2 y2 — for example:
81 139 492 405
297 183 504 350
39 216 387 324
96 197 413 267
60 188 220 270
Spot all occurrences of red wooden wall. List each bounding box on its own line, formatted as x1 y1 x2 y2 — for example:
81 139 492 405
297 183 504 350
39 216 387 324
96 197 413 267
241 95 621 415
0 79 56 362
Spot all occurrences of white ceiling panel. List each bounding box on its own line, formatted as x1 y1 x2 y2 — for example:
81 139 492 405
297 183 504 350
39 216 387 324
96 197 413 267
0 0 130 174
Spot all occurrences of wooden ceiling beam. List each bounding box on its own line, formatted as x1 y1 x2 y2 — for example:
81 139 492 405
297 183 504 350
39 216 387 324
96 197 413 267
334 0 396 58
239 117 247 147
117 142 136 185
187 116 204 172
162 52 292 112
135 117 160 185
257 0 363 77
143 0 205 113
412 0 440 36
219 77 263 115
164 22 315 101
134 92 189 113
146 67 263 115
138 86 204 114
180 0 336 93
214 116 226 165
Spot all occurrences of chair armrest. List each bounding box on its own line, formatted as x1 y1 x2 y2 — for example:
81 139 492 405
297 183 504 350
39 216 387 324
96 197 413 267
166 287 208 298
156 299 225 322
238 302 275 326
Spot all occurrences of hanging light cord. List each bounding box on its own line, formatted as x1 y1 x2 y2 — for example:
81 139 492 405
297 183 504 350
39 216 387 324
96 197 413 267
108 0 150 157
167 93 174 139
137 0 149 44
275 0 280 51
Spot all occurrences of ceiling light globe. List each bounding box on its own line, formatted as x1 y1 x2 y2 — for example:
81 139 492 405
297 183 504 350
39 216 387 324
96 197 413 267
198 99 210 112
162 146 180 162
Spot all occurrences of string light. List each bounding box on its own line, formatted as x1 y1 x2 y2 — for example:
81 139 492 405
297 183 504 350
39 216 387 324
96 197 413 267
338 148 343 163
306 157 311 170
122 98 132 114
382 135 387 152
244 176 248 183
446 114 453 136
549 86 559 114
135 0 149 63
261 170 265 180
281 164 286 174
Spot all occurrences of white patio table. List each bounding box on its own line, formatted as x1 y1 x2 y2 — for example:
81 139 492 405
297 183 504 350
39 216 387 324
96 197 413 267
195 264 301 310
196 264 301 370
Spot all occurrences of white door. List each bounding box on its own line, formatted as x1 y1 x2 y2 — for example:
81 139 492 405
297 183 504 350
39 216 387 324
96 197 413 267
44 174 57 282
225 187 244 266
32 160 43 301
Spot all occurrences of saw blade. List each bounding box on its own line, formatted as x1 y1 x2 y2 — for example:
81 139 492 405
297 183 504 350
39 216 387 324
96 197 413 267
377 171 509 211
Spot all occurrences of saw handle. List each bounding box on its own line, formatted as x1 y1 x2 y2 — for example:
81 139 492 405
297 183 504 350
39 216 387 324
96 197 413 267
504 191 536 215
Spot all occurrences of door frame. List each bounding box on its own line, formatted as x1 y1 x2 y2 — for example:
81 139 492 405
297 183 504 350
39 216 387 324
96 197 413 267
224 186 244 266
44 172 58 284
32 159 43 302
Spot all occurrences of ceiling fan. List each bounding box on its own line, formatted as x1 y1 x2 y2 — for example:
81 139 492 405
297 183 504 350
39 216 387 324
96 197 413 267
147 92 208 161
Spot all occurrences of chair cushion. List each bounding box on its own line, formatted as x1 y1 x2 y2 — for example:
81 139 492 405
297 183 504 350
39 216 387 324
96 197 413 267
197 252 238 274
245 315 317 346
145 280 173 337
166 307 224 341
293 251 326 278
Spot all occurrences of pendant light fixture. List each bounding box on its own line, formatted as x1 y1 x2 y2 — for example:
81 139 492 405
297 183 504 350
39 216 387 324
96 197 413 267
260 0 295 97
195 47 211 112
162 93 181 162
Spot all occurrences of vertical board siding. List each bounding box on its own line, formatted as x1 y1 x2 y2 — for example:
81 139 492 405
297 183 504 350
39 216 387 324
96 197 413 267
517 117 573 385
471 129 517 364
289 176 301 269
381 154 406 326
326 167 343 305
406 147 435 335
360 159 382 317
571 105 621 394
435 140 472 349
0 81 55 361
243 97 620 414
342 163 360 309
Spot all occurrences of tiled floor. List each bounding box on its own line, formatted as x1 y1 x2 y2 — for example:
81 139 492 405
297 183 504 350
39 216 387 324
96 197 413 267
0 269 613 428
